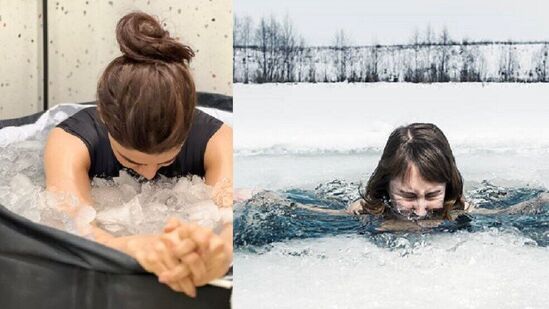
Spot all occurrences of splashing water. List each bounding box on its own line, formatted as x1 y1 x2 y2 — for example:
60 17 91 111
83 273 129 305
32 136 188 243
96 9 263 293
235 180 548 247
234 180 549 308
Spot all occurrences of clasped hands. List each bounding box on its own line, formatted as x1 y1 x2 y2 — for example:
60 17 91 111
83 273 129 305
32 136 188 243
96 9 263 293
127 218 232 297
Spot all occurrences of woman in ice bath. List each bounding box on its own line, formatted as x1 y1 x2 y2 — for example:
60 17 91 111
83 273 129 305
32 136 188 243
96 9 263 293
43 12 232 296
294 123 547 230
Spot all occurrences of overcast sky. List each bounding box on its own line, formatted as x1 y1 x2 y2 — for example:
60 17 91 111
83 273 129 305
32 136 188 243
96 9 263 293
235 0 549 46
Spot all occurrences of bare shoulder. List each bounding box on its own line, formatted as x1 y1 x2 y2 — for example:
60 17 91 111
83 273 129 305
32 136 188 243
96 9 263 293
45 128 91 167
204 124 232 160
44 128 91 185
208 124 232 147
204 124 233 185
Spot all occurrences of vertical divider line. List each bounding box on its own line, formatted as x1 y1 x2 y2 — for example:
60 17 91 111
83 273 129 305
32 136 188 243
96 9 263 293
42 0 48 111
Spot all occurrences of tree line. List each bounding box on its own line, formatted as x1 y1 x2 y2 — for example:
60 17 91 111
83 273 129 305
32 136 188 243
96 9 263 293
234 14 549 83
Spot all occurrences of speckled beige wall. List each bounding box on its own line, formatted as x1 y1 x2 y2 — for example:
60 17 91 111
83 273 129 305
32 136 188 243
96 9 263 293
0 0 43 120
0 0 232 120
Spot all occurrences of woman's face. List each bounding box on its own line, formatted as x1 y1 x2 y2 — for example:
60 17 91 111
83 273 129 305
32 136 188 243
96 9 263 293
388 164 446 220
109 134 181 180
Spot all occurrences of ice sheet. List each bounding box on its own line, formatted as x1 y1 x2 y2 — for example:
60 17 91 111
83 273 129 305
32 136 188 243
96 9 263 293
234 232 549 309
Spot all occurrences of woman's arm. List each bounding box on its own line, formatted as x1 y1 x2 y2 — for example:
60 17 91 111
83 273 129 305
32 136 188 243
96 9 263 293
468 192 548 215
44 129 208 296
204 124 233 187
298 199 365 216
44 129 93 207
204 124 233 211
295 203 349 215
44 129 174 253
201 124 234 279
45 129 131 243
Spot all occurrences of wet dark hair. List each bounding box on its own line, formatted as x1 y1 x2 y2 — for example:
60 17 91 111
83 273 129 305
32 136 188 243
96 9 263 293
97 11 196 154
360 123 464 219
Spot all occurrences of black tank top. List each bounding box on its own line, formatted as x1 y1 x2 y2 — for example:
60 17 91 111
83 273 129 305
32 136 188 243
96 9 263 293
56 107 223 180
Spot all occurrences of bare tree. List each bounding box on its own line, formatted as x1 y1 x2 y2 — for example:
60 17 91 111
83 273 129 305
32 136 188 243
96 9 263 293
407 28 421 82
332 29 352 82
267 16 283 81
425 24 435 82
362 43 380 82
424 24 433 45
460 43 485 82
460 40 473 81
233 15 241 82
237 16 254 83
235 15 548 83
294 36 307 82
534 44 549 82
279 14 298 82
499 42 519 82
250 16 286 82
438 26 451 82
233 15 254 83
254 17 266 82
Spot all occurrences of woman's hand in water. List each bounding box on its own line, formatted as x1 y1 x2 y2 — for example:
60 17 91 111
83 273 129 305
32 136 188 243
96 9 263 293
234 188 259 203
346 200 364 215
162 218 233 286
126 234 202 297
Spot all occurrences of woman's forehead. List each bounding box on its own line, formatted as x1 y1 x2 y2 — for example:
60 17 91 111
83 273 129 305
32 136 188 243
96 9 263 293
396 164 444 184
109 135 181 164
390 180 445 192
119 146 179 162
390 167 445 192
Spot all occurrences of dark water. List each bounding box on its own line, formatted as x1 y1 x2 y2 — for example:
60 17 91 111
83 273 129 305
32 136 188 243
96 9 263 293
234 180 549 249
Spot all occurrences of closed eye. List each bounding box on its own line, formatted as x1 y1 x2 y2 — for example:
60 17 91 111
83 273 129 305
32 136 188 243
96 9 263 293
425 191 443 199
160 159 176 166
399 193 417 200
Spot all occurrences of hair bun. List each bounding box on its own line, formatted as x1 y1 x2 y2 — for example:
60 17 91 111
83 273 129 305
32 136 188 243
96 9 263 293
116 11 194 63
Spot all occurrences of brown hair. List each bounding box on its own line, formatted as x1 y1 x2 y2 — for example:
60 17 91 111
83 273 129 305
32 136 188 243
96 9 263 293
97 11 196 154
360 123 464 219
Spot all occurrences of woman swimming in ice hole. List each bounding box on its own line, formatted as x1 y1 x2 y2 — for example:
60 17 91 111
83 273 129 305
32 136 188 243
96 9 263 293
346 122 470 230
240 123 548 231
43 12 232 297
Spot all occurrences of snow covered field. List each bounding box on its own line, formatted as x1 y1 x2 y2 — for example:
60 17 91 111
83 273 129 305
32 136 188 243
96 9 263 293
235 233 549 309
235 83 549 189
234 83 549 309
